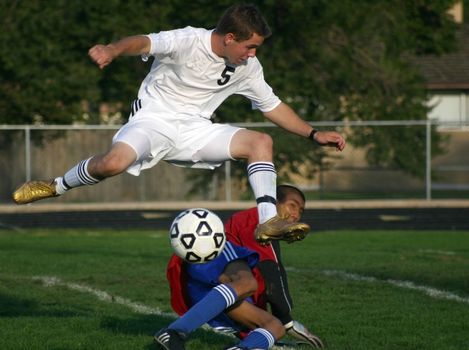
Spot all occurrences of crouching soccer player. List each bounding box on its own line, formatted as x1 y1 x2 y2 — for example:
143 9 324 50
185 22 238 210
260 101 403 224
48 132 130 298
225 185 324 348
156 240 284 350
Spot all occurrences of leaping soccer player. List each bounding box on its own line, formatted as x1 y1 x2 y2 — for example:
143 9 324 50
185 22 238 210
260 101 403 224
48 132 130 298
13 4 345 244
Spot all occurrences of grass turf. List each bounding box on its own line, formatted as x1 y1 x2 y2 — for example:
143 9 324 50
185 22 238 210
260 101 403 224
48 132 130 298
0 228 468 349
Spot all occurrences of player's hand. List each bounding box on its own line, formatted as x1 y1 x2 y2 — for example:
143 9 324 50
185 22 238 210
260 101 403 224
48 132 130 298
88 44 116 69
313 131 346 151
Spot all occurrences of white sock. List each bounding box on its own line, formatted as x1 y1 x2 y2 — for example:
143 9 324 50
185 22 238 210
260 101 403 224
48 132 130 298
247 162 277 224
55 158 100 195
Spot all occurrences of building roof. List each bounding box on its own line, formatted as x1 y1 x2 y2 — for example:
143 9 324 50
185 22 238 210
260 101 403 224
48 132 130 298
413 24 469 90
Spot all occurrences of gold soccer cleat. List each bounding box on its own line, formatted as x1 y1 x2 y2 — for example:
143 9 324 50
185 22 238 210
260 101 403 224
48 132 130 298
12 180 58 204
254 216 310 245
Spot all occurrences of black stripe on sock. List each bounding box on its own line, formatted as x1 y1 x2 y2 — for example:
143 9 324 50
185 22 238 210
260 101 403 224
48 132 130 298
256 195 277 205
247 163 276 176
78 160 98 185
62 178 71 190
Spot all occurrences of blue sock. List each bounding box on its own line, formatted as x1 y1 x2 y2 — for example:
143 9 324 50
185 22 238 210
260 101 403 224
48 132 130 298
238 328 275 349
169 284 237 334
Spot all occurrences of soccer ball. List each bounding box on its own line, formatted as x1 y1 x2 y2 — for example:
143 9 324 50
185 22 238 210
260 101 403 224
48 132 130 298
169 208 226 264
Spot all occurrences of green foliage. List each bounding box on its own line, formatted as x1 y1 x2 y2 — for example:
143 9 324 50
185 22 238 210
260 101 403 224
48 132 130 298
465 0 469 22
0 0 172 124
215 0 457 186
258 0 454 178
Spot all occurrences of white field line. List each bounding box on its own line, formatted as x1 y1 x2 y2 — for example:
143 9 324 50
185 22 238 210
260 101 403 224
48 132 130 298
32 275 175 317
418 249 456 256
31 275 295 350
321 269 469 305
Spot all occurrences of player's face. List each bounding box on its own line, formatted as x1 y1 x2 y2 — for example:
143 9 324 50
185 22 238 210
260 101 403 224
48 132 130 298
277 192 305 223
224 32 264 65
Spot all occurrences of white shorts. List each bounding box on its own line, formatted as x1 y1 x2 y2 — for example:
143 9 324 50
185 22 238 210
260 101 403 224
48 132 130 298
112 99 243 176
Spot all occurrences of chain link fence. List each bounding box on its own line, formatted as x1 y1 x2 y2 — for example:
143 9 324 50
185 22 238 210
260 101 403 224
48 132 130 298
1 121 468 204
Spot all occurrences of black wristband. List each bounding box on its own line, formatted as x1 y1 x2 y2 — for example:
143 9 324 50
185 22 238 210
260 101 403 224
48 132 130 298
308 129 319 142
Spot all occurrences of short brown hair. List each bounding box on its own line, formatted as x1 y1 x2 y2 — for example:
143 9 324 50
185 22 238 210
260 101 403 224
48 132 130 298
277 185 306 204
215 4 271 41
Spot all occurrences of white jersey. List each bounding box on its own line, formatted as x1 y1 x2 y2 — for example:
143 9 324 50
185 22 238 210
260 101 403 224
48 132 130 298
138 26 281 119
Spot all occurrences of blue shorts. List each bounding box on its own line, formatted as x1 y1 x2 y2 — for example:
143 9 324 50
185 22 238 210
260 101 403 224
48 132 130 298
185 241 259 332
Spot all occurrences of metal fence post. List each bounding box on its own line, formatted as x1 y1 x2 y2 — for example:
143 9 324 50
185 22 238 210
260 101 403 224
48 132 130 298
225 160 231 201
25 126 31 182
425 119 432 200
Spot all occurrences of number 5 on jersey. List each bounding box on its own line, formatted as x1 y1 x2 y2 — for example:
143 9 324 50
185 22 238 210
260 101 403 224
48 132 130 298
217 66 236 86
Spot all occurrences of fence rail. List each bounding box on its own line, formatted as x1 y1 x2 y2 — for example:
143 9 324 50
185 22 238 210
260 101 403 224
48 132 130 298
1 120 468 203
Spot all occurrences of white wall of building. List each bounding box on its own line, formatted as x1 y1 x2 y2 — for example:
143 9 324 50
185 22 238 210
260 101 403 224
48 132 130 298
428 93 469 126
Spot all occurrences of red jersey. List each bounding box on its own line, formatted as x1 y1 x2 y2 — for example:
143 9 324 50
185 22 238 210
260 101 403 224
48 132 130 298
224 207 279 263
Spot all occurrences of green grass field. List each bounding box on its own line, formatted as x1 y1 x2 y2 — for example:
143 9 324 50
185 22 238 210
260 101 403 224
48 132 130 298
0 228 468 350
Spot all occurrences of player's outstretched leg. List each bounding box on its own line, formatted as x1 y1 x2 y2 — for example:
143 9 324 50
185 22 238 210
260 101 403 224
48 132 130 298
12 157 100 205
12 142 137 205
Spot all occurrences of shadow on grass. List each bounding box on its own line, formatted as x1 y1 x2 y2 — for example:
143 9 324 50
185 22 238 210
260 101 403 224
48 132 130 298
0 291 87 318
100 314 236 349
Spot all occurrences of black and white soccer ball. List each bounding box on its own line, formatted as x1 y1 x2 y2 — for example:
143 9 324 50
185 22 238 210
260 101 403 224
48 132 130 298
169 208 226 264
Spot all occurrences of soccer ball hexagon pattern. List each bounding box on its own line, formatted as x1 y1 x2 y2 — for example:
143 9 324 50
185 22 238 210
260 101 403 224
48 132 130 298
170 208 226 264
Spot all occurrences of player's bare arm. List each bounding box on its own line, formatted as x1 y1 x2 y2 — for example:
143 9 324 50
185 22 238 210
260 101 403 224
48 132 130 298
263 102 346 151
88 35 151 69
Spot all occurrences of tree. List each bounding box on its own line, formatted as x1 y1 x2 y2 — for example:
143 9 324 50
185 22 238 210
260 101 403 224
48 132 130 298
0 0 173 124
212 0 458 192
264 0 456 177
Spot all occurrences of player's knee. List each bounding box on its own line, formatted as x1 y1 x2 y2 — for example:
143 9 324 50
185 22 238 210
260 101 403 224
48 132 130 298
230 275 258 298
244 132 272 160
244 275 258 295
254 132 273 152
231 130 273 160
